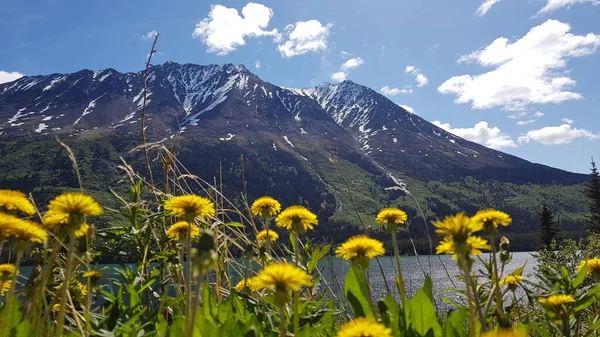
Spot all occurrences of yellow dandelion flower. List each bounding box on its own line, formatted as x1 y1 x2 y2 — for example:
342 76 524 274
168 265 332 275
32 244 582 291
0 280 13 296
42 211 90 238
275 205 318 234
47 192 103 217
0 213 24 240
539 294 576 306
335 235 385 261
432 213 483 242
251 196 281 219
436 235 490 259
83 271 103 280
51 303 62 312
235 278 255 292
0 264 18 279
0 189 35 215
250 262 312 293
376 208 408 232
576 257 600 275
336 317 393 337
164 195 215 221
472 209 512 233
480 329 527 337
166 221 201 241
256 229 279 244
75 282 88 298
2 217 47 251
499 275 523 291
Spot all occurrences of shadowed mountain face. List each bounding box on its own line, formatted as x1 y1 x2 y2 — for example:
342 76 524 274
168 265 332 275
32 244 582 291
0 61 586 187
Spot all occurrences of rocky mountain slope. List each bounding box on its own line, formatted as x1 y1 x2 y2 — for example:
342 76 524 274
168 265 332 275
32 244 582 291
0 62 590 244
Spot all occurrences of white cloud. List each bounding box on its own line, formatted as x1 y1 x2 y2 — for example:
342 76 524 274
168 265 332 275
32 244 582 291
380 45 386 58
331 55 364 82
415 73 429 87
255 59 261 69
432 120 517 149
340 51 352 59
439 20 600 111
535 111 545 117
0 71 24 84
380 86 413 96
142 30 159 40
476 0 504 16
340 57 364 71
192 2 280 55
508 111 528 119
537 0 600 17
561 118 574 124
330 71 347 82
517 119 535 125
519 124 599 145
277 20 332 58
399 104 415 114
405 65 429 87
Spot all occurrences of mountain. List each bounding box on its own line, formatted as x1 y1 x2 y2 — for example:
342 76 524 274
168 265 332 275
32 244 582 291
0 62 590 247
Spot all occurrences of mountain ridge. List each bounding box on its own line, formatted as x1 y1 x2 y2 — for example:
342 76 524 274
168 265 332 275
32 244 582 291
0 61 586 184
0 61 591 243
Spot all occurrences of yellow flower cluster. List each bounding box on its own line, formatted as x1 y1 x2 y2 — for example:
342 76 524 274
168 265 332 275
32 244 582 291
335 235 385 262
250 262 311 293
83 270 103 280
576 257 600 275
539 294 576 306
471 209 512 234
375 208 407 233
275 205 318 234
43 192 102 238
336 317 393 337
432 209 510 260
0 213 48 251
256 229 279 244
166 221 201 241
251 196 281 219
0 189 36 215
235 278 255 292
164 194 215 221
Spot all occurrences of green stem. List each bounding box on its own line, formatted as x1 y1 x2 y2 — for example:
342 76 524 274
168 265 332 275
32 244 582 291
186 273 203 337
490 237 504 315
293 232 300 337
461 260 477 337
56 235 77 337
185 226 192 333
279 301 287 337
33 241 62 336
361 266 379 319
391 231 407 301
1 251 23 337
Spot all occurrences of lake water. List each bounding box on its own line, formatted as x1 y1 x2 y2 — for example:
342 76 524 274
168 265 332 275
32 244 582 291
320 252 537 308
18 252 537 309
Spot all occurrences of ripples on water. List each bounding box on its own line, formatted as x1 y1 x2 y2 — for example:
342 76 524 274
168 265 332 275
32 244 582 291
18 252 537 311
320 252 537 311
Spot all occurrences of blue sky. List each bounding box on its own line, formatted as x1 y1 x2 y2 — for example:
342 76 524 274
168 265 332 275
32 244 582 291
1 0 599 173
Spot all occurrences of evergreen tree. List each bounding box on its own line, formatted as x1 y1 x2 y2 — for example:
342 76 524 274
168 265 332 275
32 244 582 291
586 158 600 233
539 203 558 249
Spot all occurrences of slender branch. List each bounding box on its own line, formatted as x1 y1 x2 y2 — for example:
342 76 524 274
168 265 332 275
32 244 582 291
140 33 160 185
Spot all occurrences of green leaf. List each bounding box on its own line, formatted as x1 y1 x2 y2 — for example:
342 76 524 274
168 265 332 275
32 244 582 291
572 264 588 288
380 294 401 337
222 222 245 228
423 275 434 302
345 265 374 318
410 289 442 337
443 308 467 337
307 244 331 275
